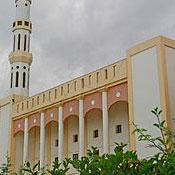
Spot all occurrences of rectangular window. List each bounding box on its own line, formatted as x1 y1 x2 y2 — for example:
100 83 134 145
73 154 78 160
73 134 78 142
17 21 22 26
116 125 122 134
25 21 29 26
55 139 58 147
93 129 99 138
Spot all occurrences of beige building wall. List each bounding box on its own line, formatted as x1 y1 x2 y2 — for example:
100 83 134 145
15 132 23 170
0 102 11 164
165 47 175 131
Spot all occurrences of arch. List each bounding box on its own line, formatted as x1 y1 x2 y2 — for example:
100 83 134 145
63 100 79 121
108 101 129 153
107 82 128 110
83 92 102 116
23 72 26 88
85 108 103 155
45 121 58 164
15 71 19 87
18 34 21 50
65 115 79 174
28 126 40 165
24 34 27 51
14 131 24 171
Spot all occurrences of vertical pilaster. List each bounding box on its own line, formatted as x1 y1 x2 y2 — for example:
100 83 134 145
79 98 85 158
40 112 45 168
23 117 28 164
102 91 109 154
58 106 64 163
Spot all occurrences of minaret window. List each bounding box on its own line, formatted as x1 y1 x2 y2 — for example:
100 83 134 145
27 72 29 89
25 3 28 6
23 72 26 88
11 73 13 88
24 35 27 51
28 36 30 51
25 21 29 26
17 21 22 26
13 35 15 51
15 71 19 87
18 34 21 50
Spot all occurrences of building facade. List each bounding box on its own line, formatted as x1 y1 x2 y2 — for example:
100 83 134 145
0 0 175 174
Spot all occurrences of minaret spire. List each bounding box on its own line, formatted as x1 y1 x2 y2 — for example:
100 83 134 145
9 0 33 97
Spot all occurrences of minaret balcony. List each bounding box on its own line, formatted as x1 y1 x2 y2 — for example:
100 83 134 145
12 19 32 33
15 0 32 4
9 51 33 65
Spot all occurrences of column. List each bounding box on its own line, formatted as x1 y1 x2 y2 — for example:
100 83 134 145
79 98 85 158
58 106 64 163
102 91 109 154
23 117 28 164
40 112 45 168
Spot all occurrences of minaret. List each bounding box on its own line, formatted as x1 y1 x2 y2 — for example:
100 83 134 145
9 0 33 97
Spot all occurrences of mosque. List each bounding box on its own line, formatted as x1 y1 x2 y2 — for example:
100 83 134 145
0 0 175 174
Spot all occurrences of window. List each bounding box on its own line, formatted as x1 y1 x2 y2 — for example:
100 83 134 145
55 89 57 99
15 71 19 87
18 34 21 50
89 75 91 86
116 125 122 134
93 129 98 138
27 71 29 89
28 36 30 51
25 3 28 7
96 72 99 83
113 65 116 76
17 21 22 26
24 35 27 51
74 81 77 91
13 22 16 27
73 154 78 160
37 96 39 105
73 134 78 142
105 69 108 79
55 139 58 147
67 84 69 93
81 78 84 88
16 66 19 69
11 73 13 88
61 86 63 96
23 72 26 88
25 21 29 26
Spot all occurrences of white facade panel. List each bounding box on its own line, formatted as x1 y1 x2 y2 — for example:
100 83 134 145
165 47 175 131
0 104 11 164
131 47 161 158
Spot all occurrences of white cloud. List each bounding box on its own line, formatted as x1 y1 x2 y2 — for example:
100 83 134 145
1 0 175 98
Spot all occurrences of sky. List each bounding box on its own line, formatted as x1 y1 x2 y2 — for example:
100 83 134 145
0 0 175 98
